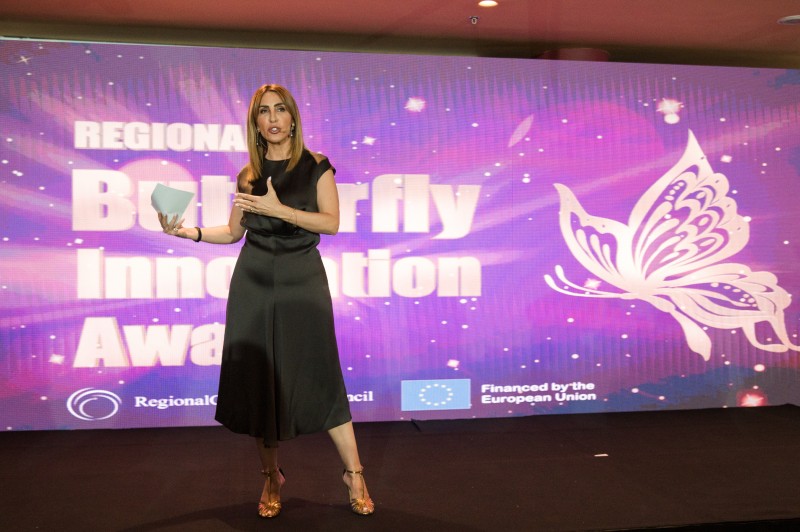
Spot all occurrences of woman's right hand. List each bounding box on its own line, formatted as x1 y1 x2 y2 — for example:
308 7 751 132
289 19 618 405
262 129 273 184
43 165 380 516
158 212 190 239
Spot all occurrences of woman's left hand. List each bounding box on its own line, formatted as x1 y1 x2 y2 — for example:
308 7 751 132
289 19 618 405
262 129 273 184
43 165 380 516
234 177 284 217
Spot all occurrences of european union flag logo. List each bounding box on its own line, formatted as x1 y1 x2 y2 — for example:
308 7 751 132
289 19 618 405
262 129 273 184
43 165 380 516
400 379 471 411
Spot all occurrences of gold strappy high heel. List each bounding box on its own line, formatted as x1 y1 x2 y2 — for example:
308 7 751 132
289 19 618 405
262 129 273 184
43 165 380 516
343 468 374 515
258 468 284 518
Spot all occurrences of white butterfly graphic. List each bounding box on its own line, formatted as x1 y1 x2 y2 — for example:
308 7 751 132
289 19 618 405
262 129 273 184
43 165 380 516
544 131 799 360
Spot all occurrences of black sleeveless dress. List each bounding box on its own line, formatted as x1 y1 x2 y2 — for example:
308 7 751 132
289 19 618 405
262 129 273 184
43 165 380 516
214 150 351 447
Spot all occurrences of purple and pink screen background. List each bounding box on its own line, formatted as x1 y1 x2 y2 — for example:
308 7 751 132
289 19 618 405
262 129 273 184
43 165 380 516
1 39 799 432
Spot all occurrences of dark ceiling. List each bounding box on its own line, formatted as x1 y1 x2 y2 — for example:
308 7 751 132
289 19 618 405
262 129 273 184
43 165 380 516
1 0 799 67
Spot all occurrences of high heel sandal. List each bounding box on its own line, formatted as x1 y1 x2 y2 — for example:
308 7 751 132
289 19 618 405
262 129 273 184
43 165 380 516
258 468 284 518
343 468 375 515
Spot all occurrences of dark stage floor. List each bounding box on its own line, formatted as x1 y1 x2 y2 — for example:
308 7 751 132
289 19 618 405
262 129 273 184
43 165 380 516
2 406 799 532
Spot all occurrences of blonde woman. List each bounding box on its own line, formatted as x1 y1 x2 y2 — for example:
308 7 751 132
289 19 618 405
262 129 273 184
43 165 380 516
158 84 374 518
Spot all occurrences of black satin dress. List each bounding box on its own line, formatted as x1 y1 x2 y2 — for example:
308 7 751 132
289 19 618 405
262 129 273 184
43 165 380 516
214 150 351 446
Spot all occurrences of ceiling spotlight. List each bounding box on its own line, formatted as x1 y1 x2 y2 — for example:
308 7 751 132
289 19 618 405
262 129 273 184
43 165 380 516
479 1 498 7
778 15 800 25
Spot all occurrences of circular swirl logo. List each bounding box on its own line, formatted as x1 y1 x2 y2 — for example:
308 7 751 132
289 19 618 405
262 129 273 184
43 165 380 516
66 388 122 421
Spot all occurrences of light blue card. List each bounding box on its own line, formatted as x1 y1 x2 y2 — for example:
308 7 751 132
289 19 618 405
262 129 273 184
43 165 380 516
150 183 194 218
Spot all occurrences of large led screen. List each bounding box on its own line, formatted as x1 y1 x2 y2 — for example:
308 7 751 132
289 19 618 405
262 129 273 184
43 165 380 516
2 39 799 432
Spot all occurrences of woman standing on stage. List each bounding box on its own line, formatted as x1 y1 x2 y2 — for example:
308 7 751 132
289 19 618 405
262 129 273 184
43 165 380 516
158 83 374 518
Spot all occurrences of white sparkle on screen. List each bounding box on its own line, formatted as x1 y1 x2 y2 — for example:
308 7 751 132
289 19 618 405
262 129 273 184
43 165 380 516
657 98 682 115
404 97 426 112
584 278 601 290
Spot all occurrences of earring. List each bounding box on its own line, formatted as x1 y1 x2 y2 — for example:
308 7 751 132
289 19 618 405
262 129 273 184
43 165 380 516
290 124 295 138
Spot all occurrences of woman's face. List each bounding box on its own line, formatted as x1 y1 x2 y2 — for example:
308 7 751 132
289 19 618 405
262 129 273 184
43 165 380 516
256 91 294 146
